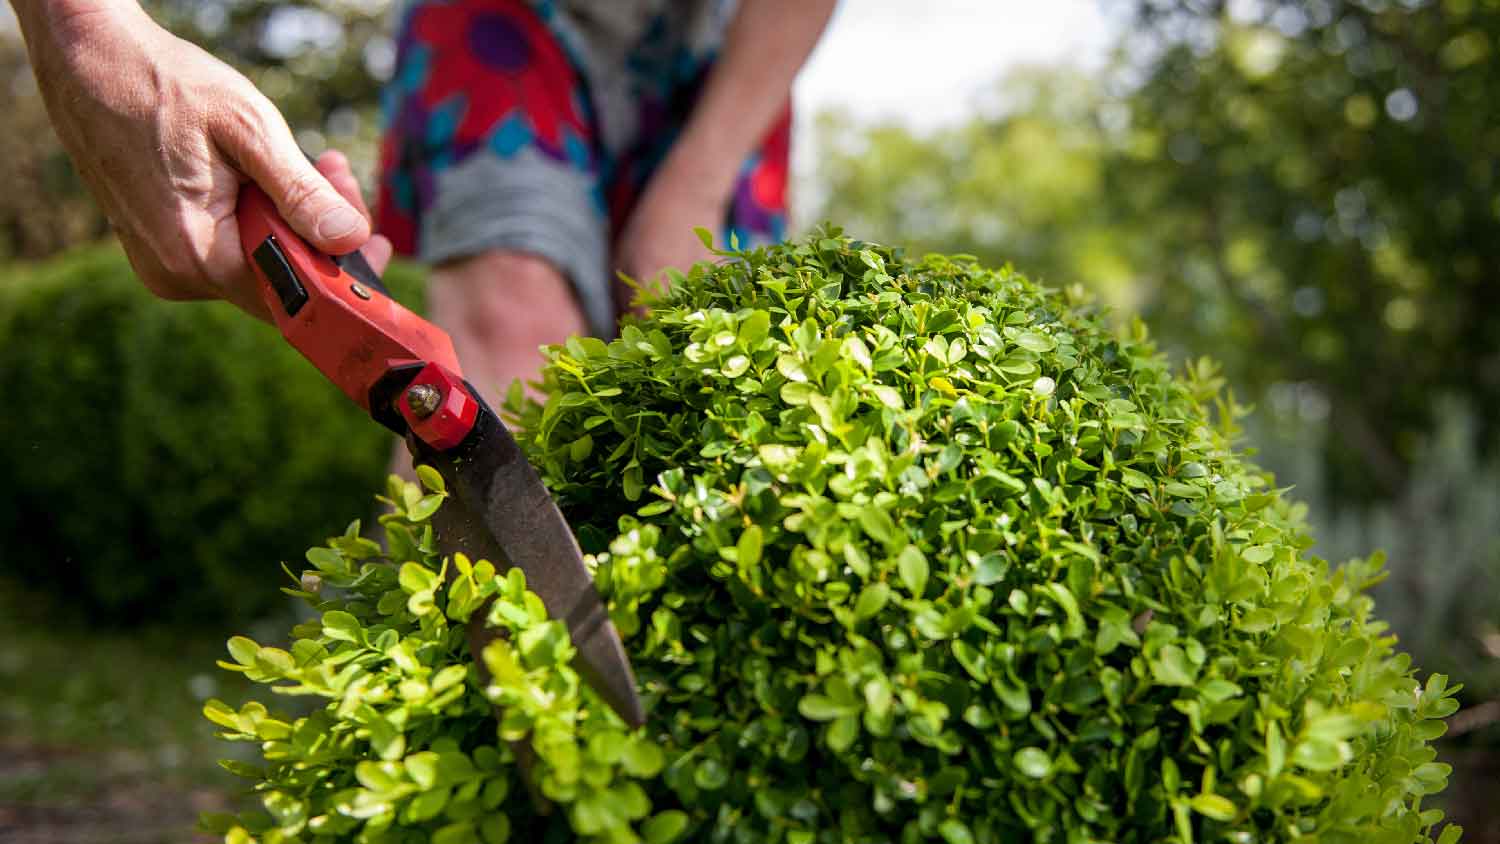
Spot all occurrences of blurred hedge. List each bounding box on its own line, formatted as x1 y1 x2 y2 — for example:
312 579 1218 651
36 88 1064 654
0 245 426 625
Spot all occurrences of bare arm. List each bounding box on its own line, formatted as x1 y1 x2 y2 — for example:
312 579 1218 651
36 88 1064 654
617 0 836 285
9 0 387 317
659 0 837 204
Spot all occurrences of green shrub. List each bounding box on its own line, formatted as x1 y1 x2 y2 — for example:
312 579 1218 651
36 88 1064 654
208 232 1459 843
0 245 425 624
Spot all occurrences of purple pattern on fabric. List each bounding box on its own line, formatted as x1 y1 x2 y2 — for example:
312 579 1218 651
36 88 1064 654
731 178 775 236
469 13 531 73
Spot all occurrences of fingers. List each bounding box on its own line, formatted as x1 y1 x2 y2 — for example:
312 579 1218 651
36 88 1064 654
315 150 374 225
315 151 393 274
120 223 275 322
214 100 371 256
362 234 394 277
316 150 393 275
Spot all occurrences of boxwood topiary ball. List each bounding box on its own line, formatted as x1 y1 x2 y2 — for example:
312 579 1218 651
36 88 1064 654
208 232 1459 844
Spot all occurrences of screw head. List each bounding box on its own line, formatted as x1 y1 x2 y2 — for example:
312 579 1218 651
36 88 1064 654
405 383 443 418
350 282 372 300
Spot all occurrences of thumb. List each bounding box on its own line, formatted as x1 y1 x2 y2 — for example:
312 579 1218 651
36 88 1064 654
216 101 371 255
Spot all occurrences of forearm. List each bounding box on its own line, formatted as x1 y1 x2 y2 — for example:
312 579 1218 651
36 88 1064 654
12 0 148 60
651 0 836 201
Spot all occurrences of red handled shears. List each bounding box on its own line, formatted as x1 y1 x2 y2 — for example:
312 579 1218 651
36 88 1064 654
236 184 644 728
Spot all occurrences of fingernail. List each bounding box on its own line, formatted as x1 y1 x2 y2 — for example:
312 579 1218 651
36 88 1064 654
316 206 362 241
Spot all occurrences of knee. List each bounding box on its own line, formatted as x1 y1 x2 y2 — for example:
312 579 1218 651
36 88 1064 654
429 250 588 350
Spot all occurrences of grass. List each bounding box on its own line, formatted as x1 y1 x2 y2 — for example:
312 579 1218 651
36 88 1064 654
0 578 277 843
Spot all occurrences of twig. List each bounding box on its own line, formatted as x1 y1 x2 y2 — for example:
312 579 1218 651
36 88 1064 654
1446 700 1500 738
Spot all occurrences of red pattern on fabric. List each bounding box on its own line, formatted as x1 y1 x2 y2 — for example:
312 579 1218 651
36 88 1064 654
410 2 586 155
751 105 792 210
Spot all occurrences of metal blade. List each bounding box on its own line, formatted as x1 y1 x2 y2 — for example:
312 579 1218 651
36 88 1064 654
409 398 644 728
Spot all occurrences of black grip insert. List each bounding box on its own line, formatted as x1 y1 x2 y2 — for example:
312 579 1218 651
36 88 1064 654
252 235 309 317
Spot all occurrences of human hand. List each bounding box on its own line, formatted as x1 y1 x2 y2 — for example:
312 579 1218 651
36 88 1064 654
614 175 725 308
15 1 389 319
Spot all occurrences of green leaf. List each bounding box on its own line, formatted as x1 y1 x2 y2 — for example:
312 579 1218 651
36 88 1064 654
739 311 771 346
1013 747 1053 779
226 636 259 666
407 493 445 522
622 740 666 778
898 546 929 596
939 819 975 844
405 751 438 789
694 758 730 790
1014 330 1057 353
869 384 904 408
799 694 856 721
1292 737 1351 771
737 525 764 569
1267 721 1287 778
202 698 240 730
1189 793 1237 821
433 822 476 844
398 562 438 595
858 507 897 546
643 811 690 844
321 610 361 643
480 814 511 844
415 464 446 495
1151 644 1198 686
853 582 891 620
1241 544 1274 563
827 714 859 751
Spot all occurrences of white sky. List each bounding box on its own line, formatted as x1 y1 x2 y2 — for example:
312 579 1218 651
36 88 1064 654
793 0 1115 129
789 0 1116 220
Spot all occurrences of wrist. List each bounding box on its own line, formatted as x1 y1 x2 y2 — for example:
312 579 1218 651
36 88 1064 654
648 131 742 209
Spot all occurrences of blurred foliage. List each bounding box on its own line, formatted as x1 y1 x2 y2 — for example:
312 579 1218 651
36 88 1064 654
0 36 110 259
0 246 425 624
1320 401 1500 702
1116 0 1500 507
818 0 1500 509
147 0 392 164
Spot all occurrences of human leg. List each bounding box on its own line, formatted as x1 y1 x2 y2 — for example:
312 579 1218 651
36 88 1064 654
383 248 582 483
376 0 610 481
426 249 587 407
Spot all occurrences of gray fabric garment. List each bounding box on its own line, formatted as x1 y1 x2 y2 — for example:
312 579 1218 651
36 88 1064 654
423 149 612 336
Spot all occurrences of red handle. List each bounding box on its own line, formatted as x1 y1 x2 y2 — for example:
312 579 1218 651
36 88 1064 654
237 184 476 447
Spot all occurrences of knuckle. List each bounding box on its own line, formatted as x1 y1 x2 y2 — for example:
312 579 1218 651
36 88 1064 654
278 169 327 221
210 98 267 149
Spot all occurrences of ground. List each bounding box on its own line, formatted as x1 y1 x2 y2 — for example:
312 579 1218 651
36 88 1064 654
0 581 264 844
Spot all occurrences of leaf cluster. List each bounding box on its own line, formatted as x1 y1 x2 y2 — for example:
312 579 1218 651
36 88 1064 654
213 232 1458 843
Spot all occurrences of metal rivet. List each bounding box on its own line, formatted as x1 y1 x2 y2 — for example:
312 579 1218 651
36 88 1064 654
350 282 371 300
405 383 443 418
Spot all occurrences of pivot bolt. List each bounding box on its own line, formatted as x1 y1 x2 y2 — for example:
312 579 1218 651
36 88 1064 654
405 383 443 418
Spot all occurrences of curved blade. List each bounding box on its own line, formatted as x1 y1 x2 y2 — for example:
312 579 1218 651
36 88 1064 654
410 398 643 728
